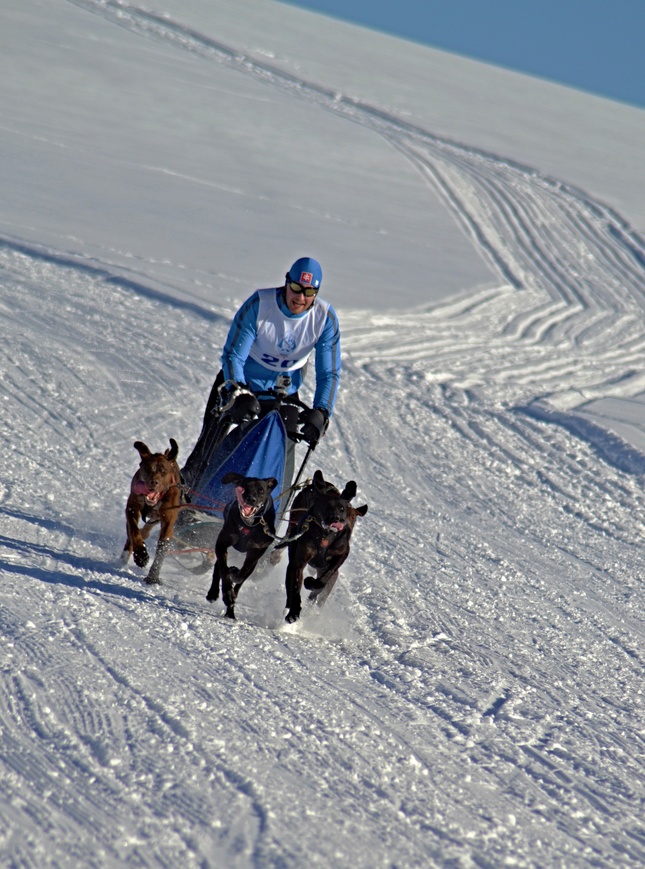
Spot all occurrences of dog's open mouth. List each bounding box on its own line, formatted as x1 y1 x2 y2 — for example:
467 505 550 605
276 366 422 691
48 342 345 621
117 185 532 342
235 488 261 519
329 521 345 532
133 479 162 503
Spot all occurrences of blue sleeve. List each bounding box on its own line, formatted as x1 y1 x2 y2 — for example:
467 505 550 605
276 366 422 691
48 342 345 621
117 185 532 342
313 305 341 416
221 293 260 383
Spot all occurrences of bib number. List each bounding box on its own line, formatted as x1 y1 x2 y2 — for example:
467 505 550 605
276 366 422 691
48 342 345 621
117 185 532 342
260 353 297 369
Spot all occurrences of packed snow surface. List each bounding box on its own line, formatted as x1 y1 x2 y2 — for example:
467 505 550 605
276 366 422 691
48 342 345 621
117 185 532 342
1 1 644 866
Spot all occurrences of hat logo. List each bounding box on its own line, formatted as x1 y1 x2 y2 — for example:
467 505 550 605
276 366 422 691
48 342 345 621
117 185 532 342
300 271 314 286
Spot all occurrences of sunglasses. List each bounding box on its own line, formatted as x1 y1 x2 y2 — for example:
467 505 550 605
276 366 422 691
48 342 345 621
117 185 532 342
287 281 318 298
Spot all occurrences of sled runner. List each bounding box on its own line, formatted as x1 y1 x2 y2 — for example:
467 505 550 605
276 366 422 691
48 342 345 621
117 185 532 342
171 380 315 574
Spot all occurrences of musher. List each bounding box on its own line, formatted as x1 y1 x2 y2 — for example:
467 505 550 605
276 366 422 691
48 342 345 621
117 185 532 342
182 256 341 487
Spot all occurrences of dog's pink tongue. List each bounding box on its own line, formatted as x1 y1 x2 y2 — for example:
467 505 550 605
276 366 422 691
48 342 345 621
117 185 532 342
242 504 255 517
133 480 154 495
330 521 345 532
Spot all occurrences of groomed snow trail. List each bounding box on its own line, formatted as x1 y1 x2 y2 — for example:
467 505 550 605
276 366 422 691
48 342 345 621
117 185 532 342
0 3 644 867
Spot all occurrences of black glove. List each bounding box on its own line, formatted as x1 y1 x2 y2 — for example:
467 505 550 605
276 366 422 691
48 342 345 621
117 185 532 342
229 390 261 423
300 408 329 446
228 380 249 396
219 380 247 408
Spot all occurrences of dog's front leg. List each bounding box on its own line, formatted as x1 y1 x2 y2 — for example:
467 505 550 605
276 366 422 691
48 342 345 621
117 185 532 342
221 548 267 619
285 559 305 623
212 535 236 614
145 502 177 585
308 551 348 605
206 560 222 602
238 547 266 582
308 567 339 604
123 499 148 567
145 538 171 585
221 566 241 618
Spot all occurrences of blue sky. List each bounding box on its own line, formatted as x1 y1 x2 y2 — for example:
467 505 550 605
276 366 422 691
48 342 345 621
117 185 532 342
279 0 645 110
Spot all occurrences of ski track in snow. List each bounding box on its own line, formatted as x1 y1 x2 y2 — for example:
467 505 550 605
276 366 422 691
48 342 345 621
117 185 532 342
0 2 643 866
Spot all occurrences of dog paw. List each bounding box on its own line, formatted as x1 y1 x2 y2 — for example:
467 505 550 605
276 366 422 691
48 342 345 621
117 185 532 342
144 574 161 586
304 576 325 590
133 545 149 568
206 586 220 602
224 606 236 619
285 609 301 624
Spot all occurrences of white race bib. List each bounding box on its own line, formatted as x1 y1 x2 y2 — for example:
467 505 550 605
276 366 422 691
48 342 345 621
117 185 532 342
248 289 329 372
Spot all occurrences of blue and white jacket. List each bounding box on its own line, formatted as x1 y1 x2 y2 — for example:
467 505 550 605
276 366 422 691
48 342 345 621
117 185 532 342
221 288 341 415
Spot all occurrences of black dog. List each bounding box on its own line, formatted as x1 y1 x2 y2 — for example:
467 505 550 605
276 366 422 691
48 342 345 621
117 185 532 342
206 472 278 618
284 470 368 623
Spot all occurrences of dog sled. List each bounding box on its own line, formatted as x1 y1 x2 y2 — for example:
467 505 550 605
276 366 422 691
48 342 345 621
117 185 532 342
170 379 315 574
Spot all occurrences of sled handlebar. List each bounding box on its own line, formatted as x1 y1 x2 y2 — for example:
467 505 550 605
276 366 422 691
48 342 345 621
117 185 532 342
217 379 311 414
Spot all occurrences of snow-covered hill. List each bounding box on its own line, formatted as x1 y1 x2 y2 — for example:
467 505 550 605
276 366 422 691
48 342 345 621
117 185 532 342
1 1 644 866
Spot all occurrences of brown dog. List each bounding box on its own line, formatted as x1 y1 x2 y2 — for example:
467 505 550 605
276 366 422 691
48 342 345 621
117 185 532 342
121 438 181 585
283 470 368 623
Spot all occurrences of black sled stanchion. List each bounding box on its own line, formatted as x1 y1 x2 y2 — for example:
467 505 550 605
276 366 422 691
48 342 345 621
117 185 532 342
293 444 314 491
252 376 318 562
283 442 314 511
267 441 314 566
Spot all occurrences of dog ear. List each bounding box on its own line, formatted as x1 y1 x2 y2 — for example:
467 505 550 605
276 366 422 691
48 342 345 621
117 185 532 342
312 470 325 489
267 477 278 491
166 438 179 462
340 481 357 501
134 441 151 459
355 504 368 517
221 471 242 485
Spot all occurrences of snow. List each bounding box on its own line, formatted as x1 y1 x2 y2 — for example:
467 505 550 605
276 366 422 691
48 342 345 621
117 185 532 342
1 0 644 866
